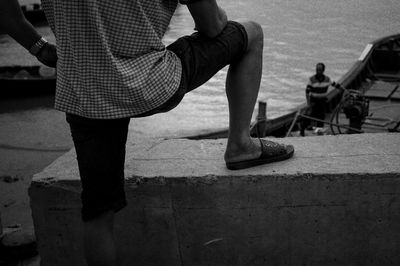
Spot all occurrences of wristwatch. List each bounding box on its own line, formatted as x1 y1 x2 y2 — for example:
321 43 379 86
29 37 48 56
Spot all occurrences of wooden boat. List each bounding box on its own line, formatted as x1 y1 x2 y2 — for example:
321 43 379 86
185 33 400 139
0 65 56 98
21 4 48 26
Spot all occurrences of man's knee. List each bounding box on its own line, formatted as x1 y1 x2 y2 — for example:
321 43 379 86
237 20 264 51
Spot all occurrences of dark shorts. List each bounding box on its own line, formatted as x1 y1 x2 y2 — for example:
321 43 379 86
135 20 248 117
67 21 248 221
66 114 130 221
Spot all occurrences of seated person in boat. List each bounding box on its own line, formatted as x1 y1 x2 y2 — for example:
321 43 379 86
301 62 332 135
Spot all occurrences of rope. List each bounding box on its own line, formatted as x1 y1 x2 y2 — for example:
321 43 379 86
299 114 364 133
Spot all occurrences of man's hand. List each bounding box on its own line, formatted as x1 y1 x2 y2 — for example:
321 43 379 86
187 0 228 38
36 43 57 68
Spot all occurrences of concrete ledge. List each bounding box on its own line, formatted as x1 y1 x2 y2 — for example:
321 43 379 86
30 133 400 265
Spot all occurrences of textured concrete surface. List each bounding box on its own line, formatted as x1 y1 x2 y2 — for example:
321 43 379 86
30 133 400 265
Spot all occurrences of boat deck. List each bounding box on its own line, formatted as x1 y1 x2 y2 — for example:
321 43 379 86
363 79 400 133
364 79 400 100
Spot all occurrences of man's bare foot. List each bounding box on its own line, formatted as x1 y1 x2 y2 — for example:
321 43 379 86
224 138 262 164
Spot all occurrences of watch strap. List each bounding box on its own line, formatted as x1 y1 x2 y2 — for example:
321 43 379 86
29 37 48 56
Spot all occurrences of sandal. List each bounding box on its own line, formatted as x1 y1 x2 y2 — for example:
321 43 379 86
226 139 294 170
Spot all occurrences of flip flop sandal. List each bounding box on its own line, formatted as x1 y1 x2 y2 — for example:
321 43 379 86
226 139 294 170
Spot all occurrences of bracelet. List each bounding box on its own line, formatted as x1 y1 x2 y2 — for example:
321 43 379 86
29 37 48 56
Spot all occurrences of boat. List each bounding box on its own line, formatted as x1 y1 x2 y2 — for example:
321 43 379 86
21 4 48 26
0 65 56 98
185 33 400 139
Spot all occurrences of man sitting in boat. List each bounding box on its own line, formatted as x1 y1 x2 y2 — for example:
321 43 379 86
301 62 331 136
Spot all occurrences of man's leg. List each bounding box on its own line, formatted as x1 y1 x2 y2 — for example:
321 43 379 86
314 101 326 127
66 114 129 266
84 211 119 266
167 20 292 168
224 20 264 163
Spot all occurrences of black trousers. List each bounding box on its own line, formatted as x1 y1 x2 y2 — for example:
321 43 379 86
301 98 326 133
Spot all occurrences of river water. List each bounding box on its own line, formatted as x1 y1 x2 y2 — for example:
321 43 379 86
2 0 400 139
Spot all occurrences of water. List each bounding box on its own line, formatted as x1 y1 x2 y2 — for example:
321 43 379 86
2 0 400 139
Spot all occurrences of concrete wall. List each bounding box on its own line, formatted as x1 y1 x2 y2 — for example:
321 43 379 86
29 133 400 265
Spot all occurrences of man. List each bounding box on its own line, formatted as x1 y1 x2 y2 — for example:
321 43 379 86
301 62 331 135
3 0 294 265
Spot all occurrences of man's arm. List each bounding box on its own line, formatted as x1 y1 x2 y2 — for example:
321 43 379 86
0 0 57 67
184 0 228 38
305 79 312 105
0 0 42 50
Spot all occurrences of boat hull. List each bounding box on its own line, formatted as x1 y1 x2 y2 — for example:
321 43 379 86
0 66 56 98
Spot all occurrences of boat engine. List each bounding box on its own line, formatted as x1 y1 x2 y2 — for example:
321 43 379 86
342 91 369 133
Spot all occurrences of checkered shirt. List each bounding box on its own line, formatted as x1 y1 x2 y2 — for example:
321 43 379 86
41 0 194 119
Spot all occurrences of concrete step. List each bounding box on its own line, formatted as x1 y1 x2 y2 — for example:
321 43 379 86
29 133 400 265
